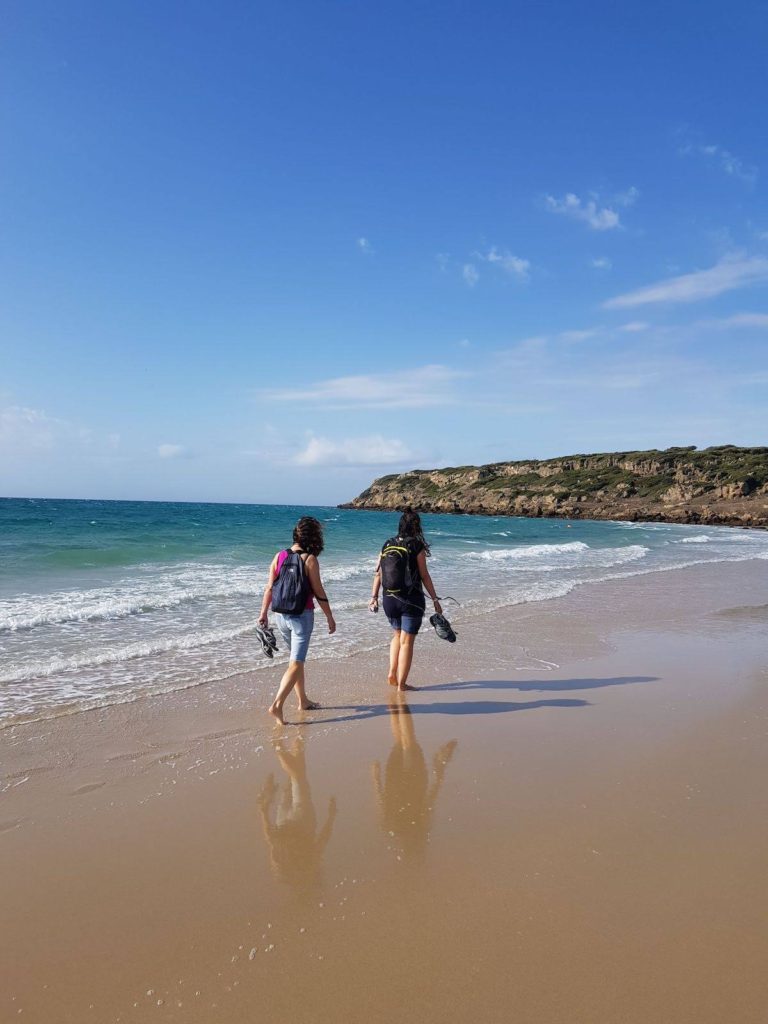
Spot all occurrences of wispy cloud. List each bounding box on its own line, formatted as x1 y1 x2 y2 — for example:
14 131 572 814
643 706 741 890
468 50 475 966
618 321 650 332
679 141 758 185
157 443 188 459
558 328 598 343
511 327 598 347
357 237 374 254
695 312 768 329
603 255 768 309
258 364 465 410
475 246 531 281
462 263 479 287
545 188 637 231
0 403 118 455
294 433 414 467
591 257 613 270
0 405 63 451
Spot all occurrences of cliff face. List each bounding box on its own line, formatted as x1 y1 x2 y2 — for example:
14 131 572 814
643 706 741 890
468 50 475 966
341 446 768 528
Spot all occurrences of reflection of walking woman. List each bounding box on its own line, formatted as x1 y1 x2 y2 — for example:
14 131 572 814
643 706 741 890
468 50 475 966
371 698 457 862
369 509 442 691
258 516 336 724
257 735 337 901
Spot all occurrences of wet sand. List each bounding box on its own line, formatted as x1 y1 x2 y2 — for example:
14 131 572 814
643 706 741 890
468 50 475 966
2 560 768 1023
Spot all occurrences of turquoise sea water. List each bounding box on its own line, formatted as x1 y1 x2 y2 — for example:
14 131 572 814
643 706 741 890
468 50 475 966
2 497 767 728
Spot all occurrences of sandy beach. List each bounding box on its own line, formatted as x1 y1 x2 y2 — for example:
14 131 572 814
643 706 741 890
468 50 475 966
2 559 768 1023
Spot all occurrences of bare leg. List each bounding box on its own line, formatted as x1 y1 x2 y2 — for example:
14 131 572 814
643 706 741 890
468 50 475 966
388 631 400 686
269 661 302 724
293 664 320 710
397 632 417 690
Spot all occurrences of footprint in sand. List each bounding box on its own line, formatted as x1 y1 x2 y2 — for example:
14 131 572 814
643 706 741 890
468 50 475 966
72 782 107 796
153 750 191 766
106 749 158 764
0 818 25 833
2 765 54 782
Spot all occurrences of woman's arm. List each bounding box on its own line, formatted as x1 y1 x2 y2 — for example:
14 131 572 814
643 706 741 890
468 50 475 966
416 550 442 615
258 555 279 625
369 557 381 611
305 555 336 634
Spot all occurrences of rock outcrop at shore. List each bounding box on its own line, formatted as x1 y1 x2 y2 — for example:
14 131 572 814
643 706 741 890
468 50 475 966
340 446 768 528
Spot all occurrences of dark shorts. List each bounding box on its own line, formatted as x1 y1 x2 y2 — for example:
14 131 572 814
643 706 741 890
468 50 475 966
383 593 425 635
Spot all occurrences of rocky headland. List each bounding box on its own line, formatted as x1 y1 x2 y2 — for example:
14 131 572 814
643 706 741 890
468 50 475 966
341 445 768 528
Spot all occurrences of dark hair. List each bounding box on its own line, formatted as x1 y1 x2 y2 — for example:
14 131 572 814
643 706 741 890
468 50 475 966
293 515 324 556
398 508 430 556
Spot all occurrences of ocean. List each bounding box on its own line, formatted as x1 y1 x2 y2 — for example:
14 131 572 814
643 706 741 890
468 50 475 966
2 497 767 728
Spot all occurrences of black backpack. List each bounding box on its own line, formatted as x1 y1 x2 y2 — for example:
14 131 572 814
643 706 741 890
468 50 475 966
272 549 310 614
380 537 416 595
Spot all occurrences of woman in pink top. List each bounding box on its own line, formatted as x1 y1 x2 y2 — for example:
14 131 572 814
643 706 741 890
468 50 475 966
259 516 336 724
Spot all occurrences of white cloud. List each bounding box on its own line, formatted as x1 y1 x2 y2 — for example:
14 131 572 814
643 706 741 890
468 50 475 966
614 186 640 207
509 327 598 347
294 434 414 468
680 142 757 185
545 190 636 231
476 246 531 281
357 237 373 254
558 329 597 343
603 255 768 309
618 321 650 332
0 405 61 451
157 443 187 459
696 312 768 329
591 257 613 270
259 364 465 410
0 403 123 463
462 263 479 287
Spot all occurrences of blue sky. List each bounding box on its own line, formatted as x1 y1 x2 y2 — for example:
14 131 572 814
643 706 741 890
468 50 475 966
1 0 766 504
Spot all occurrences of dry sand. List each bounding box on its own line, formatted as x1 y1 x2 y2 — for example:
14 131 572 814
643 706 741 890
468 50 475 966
2 560 768 1023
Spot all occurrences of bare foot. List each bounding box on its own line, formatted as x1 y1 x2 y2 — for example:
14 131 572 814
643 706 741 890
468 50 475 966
268 702 285 724
387 675 398 687
398 683 417 691
298 700 321 711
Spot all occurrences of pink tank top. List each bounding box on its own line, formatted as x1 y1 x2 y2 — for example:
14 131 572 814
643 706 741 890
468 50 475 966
275 549 314 610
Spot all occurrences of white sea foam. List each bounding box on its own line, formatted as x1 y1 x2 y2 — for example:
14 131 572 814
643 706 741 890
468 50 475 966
322 560 377 582
469 541 590 560
465 541 649 570
680 535 711 544
0 619 260 684
0 566 265 632
0 558 374 631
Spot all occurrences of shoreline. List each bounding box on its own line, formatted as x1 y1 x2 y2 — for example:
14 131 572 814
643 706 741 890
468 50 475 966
3 559 768 1022
3 543 767 734
339 502 768 529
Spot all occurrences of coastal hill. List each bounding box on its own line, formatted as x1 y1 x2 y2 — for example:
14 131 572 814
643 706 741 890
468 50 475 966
341 446 768 528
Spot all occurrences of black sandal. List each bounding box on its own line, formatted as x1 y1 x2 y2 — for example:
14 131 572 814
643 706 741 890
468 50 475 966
255 622 279 658
429 613 457 643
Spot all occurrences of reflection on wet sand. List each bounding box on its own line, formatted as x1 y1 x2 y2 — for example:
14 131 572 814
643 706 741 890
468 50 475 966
257 734 337 901
372 696 457 862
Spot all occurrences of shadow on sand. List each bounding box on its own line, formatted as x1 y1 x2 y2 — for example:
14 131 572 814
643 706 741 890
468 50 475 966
294 676 659 726
419 675 658 694
306 694 592 725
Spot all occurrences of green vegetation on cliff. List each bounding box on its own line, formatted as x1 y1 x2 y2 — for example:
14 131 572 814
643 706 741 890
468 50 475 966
343 446 768 528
